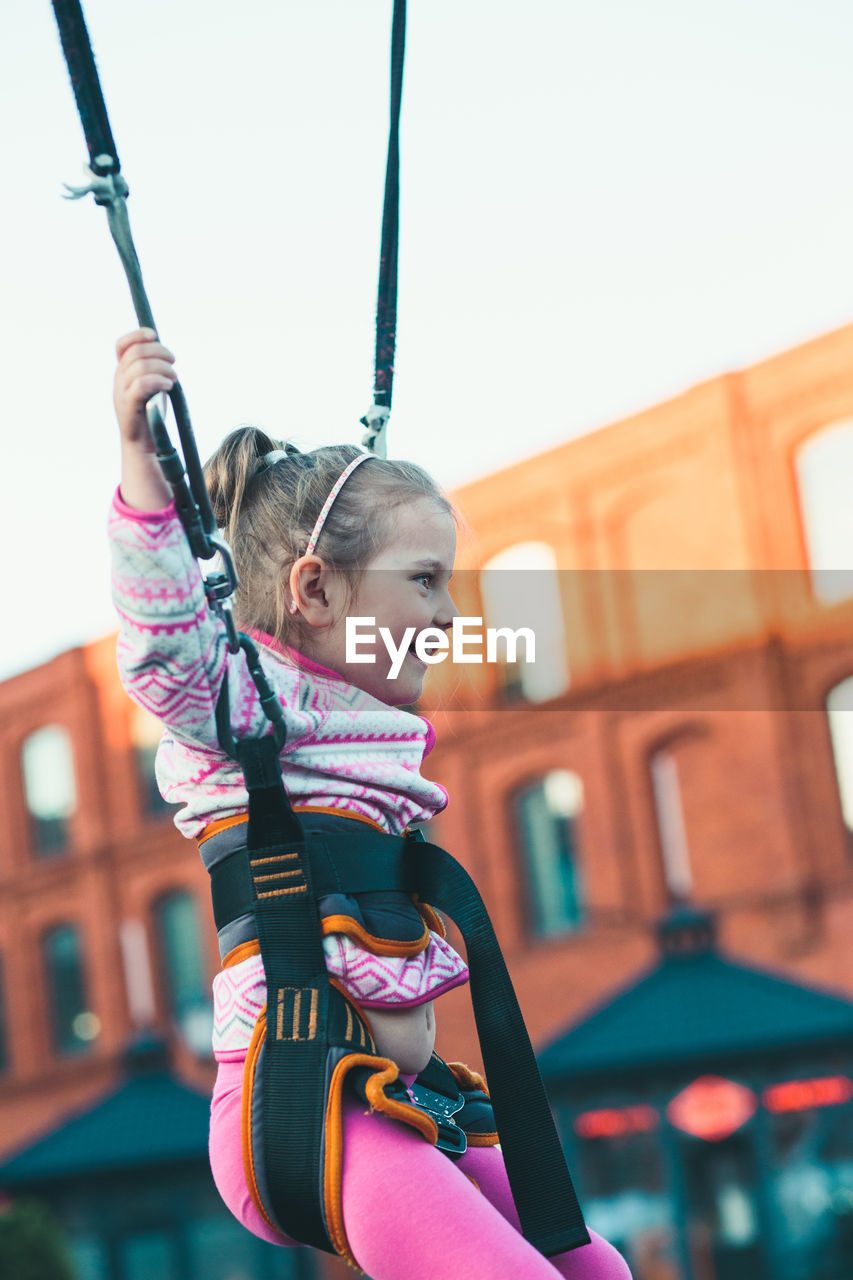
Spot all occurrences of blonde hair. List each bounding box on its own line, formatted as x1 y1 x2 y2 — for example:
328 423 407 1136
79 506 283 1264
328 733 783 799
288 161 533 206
204 427 452 645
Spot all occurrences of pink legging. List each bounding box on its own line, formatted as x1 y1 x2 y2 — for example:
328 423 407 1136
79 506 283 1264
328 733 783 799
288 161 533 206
210 1061 632 1279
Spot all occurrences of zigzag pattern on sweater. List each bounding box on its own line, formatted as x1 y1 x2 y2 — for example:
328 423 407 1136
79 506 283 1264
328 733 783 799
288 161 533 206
212 955 266 1058
323 930 470 1008
211 933 470 1059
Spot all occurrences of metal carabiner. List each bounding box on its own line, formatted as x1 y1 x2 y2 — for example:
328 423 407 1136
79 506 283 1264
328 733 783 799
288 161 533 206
204 535 241 653
360 402 390 458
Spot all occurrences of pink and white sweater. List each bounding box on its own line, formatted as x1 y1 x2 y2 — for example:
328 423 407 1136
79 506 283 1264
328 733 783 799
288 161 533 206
109 491 469 1058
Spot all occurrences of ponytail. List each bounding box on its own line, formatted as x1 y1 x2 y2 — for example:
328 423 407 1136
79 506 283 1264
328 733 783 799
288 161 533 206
203 426 452 645
205 426 284 547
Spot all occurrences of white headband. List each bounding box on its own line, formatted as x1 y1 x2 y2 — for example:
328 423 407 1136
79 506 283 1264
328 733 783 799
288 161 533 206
304 452 374 556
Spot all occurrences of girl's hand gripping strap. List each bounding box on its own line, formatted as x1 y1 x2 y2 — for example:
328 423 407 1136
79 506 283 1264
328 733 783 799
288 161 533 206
405 833 591 1257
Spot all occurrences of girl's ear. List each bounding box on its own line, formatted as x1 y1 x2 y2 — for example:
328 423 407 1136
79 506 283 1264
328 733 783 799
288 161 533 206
289 555 345 629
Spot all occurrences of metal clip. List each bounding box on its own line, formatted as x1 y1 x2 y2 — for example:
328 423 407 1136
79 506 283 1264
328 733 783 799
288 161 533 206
409 1081 467 1157
206 535 239 597
203 538 240 654
360 403 390 458
62 165 128 208
208 593 240 655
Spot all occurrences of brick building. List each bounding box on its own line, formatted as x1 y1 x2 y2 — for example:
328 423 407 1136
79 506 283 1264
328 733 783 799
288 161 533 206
427 320 853 1068
1 322 853 1278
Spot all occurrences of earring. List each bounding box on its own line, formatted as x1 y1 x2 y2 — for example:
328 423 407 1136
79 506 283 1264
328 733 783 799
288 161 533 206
289 600 299 615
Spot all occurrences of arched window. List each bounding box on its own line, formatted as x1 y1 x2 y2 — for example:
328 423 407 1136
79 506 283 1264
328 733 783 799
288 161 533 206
130 706 172 817
650 749 693 903
515 770 584 936
480 542 569 703
119 918 158 1028
42 925 99 1055
152 891 212 1055
827 677 853 849
21 726 77 855
796 424 853 604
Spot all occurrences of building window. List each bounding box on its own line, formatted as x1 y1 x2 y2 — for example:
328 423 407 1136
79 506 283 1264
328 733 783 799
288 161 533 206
153 892 212 1055
516 771 584 936
827 678 853 849
650 749 693 903
42 924 99 1055
119 918 158 1028
480 542 569 702
796 423 853 604
131 706 173 816
21 725 77 856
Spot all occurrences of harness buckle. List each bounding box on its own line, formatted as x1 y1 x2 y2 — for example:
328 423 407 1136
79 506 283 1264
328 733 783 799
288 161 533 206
409 1080 467 1157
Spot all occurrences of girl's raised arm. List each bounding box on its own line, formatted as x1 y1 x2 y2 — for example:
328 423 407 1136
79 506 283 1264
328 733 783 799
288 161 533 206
109 327 228 745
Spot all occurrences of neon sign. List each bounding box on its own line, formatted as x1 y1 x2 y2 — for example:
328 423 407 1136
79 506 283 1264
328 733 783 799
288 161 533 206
763 1076 853 1113
574 1106 659 1139
666 1075 757 1141
572 1074 853 1145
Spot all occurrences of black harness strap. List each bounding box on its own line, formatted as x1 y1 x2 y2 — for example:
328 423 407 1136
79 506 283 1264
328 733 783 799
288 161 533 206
210 778 591 1258
360 0 406 456
407 835 590 1256
210 829 411 931
235 735 343 1251
374 0 405 415
52 0 119 176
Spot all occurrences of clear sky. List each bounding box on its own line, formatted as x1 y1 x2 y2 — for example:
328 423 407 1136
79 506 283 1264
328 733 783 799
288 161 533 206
3 0 853 678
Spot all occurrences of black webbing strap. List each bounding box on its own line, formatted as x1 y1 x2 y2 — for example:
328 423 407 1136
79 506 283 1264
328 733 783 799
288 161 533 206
52 0 119 175
405 835 591 1257
373 0 406 414
210 827 411 930
361 0 406 457
234 735 336 1252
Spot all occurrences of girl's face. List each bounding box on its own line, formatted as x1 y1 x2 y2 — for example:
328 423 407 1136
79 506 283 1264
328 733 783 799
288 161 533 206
310 497 458 705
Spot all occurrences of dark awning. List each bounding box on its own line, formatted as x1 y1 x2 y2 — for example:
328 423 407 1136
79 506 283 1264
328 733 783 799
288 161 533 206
0 1040 211 1185
539 907 853 1082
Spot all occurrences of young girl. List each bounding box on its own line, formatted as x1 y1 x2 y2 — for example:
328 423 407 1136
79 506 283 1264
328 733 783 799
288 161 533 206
110 328 632 1280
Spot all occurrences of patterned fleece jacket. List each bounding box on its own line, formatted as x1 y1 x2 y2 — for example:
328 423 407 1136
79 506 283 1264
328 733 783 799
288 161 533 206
109 490 469 1059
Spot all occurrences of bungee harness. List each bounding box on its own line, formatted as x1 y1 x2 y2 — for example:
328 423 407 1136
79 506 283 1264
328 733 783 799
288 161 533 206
51 0 590 1264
